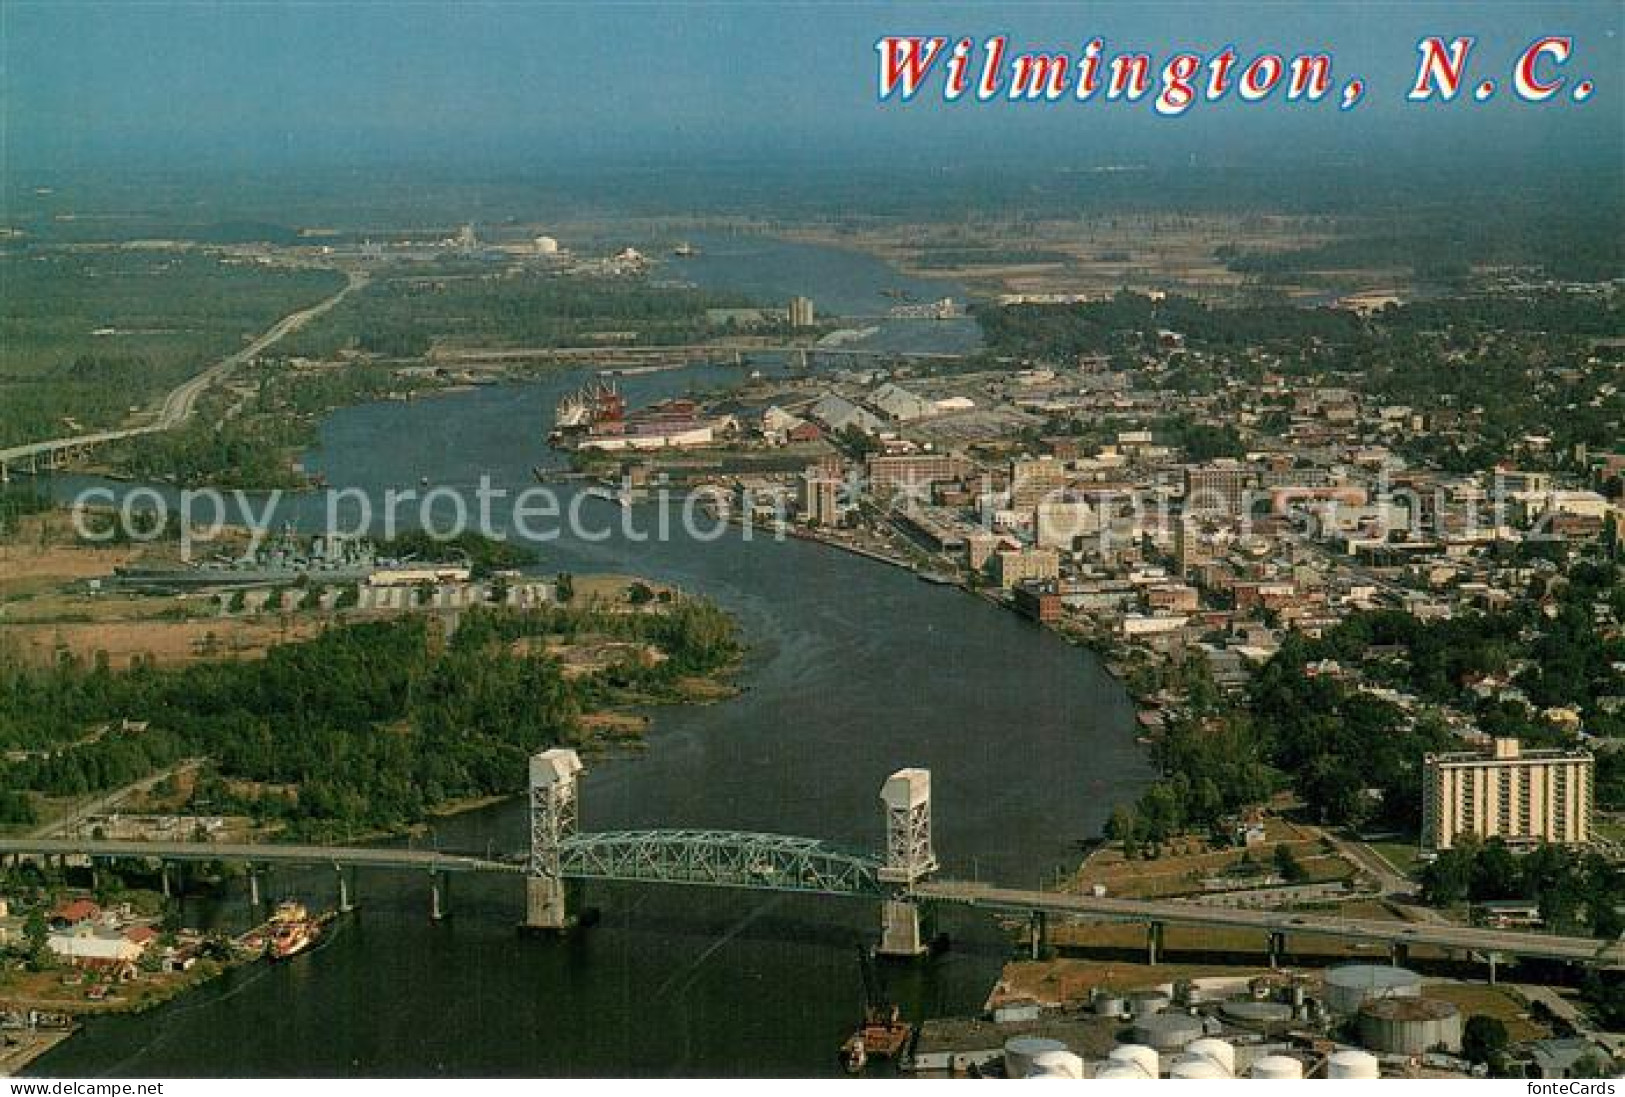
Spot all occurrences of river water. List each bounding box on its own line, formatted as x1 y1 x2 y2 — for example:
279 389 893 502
32 235 1148 1077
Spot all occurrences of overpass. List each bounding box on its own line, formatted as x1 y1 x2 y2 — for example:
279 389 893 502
0 270 366 481
2 749 1620 971
915 881 1625 973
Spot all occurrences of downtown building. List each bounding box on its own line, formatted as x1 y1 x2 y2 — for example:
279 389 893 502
1422 738 1593 850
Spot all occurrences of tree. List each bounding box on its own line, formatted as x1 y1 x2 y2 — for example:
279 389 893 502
1274 842 1308 883
556 572 575 604
1462 1015 1509 1067
23 909 51 971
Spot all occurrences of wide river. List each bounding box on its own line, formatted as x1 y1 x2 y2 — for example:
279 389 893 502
34 236 1149 1077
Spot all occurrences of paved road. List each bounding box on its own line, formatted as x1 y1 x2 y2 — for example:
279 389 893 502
0 837 517 875
0 269 366 469
915 880 1625 968
27 757 205 840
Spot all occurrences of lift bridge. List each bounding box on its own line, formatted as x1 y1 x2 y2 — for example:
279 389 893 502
526 749 938 956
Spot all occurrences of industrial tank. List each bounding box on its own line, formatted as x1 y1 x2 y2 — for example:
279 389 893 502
1107 1043 1160 1079
1094 993 1127 1018
1249 1054 1306 1079
1093 1064 1149 1080
1322 964 1423 1015
1220 997 1294 1031
1168 1056 1228 1079
1358 997 1463 1055
1132 1012 1203 1052
1126 990 1171 1017
1005 1036 1069 1079
1029 1050 1084 1079
1184 1038 1236 1076
1328 1048 1382 1079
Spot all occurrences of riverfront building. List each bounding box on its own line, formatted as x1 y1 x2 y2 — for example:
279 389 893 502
1421 738 1593 850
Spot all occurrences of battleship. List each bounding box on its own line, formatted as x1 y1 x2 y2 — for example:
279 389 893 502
110 529 400 590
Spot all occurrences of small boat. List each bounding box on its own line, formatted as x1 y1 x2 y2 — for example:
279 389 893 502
419 476 430 487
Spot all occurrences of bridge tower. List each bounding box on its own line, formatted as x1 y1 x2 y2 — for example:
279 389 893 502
524 748 583 932
876 767 938 957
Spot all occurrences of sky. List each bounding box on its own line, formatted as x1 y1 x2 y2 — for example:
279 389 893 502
3 1 1621 174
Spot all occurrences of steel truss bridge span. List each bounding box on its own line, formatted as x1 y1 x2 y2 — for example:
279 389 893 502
555 828 884 897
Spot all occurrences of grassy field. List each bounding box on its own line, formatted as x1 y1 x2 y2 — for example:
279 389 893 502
0 248 343 447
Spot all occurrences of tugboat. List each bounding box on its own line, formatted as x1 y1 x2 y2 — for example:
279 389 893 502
839 947 913 1073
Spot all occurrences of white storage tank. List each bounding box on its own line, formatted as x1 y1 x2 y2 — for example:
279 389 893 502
1184 1038 1236 1077
1322 964 1423 1015
1169 1056 1228 1079
1108 1043 1160 1079
1093 1064 1148 1080
1250 1054 1306 1079
1030 1050 1084 1079
1328 1048 1381 1079
1005 1036 1069 1079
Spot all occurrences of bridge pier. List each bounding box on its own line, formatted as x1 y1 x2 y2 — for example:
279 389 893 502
160 864 170 899
1029 911 1048 961
1486 951 1500 985
336 866 353 913
876 768 938 959
430 872 445 921
248 868 261 908
521 749 584 933
1390 942 1409 967
1268 930 1286 969
1147 921 1165 966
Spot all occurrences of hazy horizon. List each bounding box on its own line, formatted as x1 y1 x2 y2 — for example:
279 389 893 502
5 1 1621 179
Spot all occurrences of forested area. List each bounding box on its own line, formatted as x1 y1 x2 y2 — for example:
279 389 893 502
0 251 343 448
279 267 753 359
1419 838 1624 940
0 601 738 838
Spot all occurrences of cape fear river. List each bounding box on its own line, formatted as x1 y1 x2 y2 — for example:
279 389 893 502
31 235 1151 1077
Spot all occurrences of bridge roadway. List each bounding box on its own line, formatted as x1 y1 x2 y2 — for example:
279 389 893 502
0 270 366 475
0 838 518 875
5 838 1621 968
914 880 1625 968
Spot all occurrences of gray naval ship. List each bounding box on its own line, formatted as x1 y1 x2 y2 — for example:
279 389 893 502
111 528 399 591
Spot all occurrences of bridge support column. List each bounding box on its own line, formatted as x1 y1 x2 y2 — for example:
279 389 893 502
1147 921 1165 966
336 866 353 913
1486 952 1500 986
880 899 926 958
876 768 938 959
1029 911 1048 961
1268 931 1286 969
522 749 584 933
430 873 445 921
1390 942 1409 967
248 869 260 908
160 864 170 899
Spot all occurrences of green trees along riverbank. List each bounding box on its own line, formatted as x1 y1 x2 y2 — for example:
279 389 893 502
0 599 739 840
